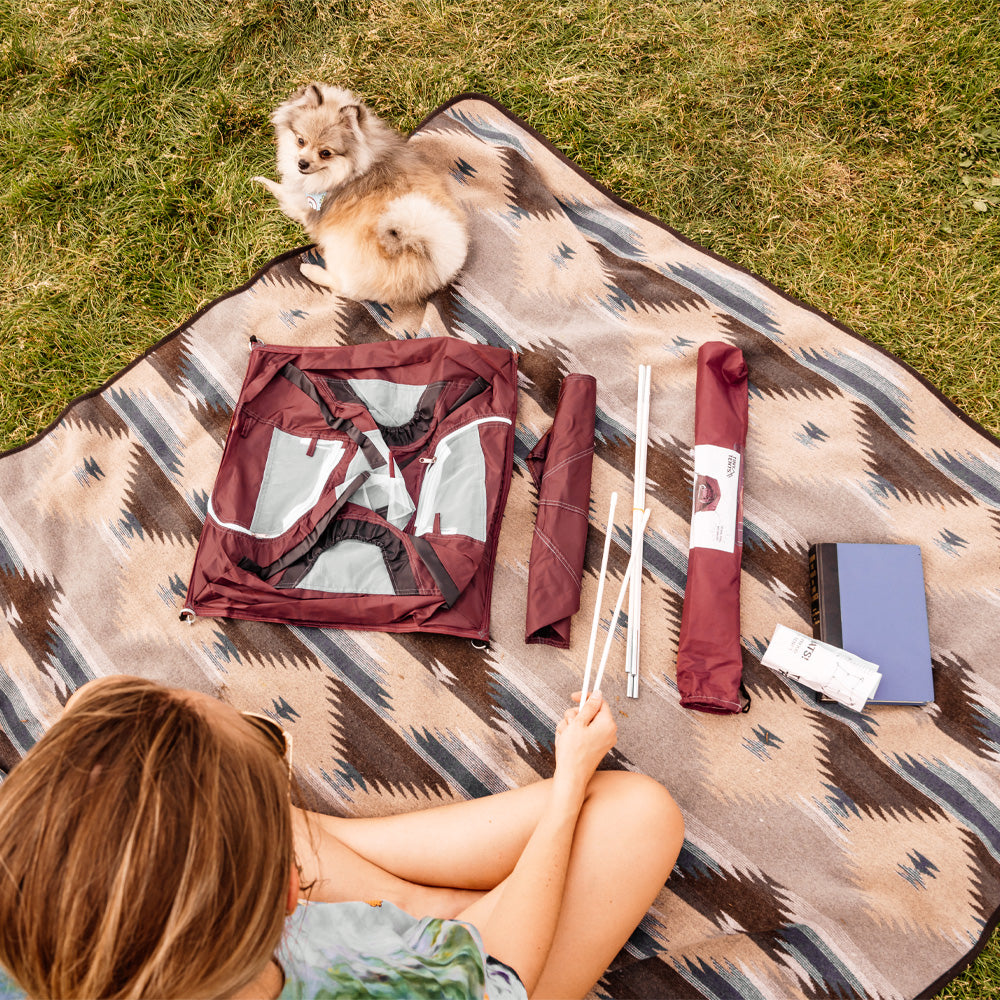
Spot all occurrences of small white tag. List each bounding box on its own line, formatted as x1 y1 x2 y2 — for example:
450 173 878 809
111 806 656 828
306 191 327 211
689 444 741 552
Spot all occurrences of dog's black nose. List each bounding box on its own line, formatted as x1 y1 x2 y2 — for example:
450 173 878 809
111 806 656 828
298 159 309 172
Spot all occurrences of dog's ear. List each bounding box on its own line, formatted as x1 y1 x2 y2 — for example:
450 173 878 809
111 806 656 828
270 82 327 127
270 98 298 128
286 84 311 103
270 101 291 128
271 84 307 126
339 103 363 129
284 83 325 107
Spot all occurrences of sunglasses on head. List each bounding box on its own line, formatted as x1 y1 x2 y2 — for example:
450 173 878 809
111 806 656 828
240 711 293 777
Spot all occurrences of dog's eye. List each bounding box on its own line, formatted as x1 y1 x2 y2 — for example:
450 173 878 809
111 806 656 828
297 137 305 147
319 149 332 159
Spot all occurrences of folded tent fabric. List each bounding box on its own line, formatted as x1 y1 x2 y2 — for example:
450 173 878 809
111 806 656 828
675 342 749 713
524 374 597 648
182 337 518 638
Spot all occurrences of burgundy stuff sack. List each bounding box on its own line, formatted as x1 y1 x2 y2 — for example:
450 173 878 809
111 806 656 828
182 337 518 638
676 342 749 713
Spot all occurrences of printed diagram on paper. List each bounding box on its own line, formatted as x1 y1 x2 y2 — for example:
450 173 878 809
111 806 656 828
762 625 881 712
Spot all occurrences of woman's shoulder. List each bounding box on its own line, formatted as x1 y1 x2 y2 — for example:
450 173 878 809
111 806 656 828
278 899 525 1000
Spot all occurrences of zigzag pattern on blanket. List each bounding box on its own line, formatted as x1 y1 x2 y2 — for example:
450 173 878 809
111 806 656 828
2 95 1000 1000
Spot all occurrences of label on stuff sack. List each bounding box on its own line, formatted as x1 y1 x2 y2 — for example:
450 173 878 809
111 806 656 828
689 445 741 553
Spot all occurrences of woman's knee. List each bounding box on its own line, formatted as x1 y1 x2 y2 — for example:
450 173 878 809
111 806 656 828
588 771 683 835
589 771 684 872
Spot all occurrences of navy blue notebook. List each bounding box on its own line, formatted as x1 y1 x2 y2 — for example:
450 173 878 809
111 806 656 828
809 542 934 705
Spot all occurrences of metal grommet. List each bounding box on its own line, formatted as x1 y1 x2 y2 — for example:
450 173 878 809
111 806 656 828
179 609 195 624
471 639 489 651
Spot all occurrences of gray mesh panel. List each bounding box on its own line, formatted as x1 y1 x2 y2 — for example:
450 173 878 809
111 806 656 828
414 422 489 541
336 429 415 529
348 379 428 428
250 428 345 537
296 539 396 594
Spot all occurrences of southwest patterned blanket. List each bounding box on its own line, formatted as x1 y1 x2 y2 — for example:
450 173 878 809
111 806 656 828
3 95 1000 1000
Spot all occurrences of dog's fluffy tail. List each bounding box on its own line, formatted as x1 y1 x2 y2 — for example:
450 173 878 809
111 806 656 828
377 193 468 286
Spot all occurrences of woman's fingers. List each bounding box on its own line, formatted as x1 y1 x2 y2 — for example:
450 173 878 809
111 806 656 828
562 691 606 731
571 689 605 706
592 700 618 745
576 691 604 724
558 691 616 761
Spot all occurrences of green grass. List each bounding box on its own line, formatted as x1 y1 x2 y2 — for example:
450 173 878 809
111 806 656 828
1 0 999 992
2 0 998 450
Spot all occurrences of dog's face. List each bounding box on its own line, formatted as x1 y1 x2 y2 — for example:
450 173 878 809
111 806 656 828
271 84 373 192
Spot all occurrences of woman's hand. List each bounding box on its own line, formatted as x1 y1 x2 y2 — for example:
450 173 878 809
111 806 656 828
553 691 617 798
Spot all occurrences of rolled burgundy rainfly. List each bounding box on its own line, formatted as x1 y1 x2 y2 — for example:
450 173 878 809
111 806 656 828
524 374 597 648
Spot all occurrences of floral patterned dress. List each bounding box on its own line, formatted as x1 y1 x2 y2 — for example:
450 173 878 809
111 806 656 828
278 899 528 1000
0 899 528 999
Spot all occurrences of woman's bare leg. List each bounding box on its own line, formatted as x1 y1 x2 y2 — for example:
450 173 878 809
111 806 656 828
459 771 683 999
296 770 683 998
301 778 553 889
292 807 482 915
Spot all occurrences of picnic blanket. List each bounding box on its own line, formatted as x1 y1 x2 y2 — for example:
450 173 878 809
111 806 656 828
3 94 1000 1000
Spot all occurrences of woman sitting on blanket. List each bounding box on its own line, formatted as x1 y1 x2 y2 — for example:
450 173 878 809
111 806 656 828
0 676 683 1000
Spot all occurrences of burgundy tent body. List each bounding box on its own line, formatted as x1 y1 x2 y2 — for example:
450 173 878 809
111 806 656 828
183 337 518 638
676 342 749 713
524 374 597 648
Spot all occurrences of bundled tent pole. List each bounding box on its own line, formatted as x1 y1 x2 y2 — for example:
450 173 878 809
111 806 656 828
593 508 651 696
626 365 651 698
580 491 618 704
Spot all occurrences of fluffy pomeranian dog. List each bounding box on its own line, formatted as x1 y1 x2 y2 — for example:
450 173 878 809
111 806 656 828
253 83 468 303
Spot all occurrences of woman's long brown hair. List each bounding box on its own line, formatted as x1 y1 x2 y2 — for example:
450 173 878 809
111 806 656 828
0 676 293 999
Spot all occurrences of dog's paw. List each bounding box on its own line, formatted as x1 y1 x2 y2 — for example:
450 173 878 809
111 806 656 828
252 176 279 194
300 261 339 292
